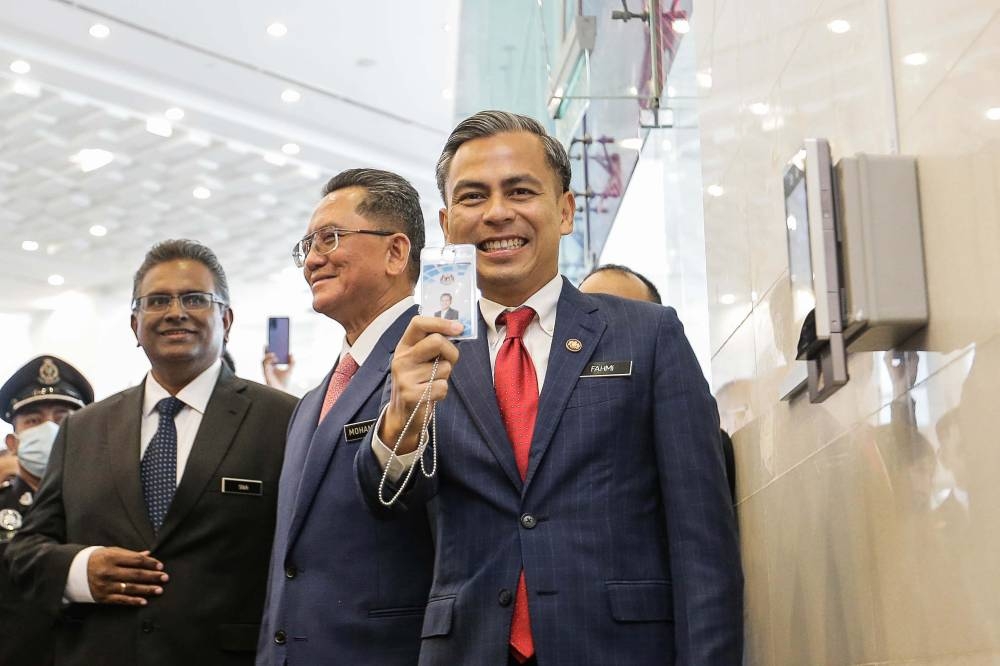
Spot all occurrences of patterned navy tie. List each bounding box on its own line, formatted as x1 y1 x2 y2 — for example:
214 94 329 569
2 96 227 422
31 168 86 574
141 396 184 533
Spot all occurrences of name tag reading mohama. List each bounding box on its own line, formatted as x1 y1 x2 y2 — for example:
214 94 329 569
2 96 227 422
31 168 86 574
343 419 377 442
221 477 263 496
580 360 633 378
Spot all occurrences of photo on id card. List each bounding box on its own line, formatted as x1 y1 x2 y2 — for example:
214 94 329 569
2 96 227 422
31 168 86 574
418 245 477 340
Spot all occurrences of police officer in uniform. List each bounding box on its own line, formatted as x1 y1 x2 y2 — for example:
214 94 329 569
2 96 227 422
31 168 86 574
0 356 94 665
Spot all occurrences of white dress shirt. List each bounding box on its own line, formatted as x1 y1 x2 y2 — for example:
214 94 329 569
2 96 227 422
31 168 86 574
374 274 564 481
64 360 223 603
342 297 415 367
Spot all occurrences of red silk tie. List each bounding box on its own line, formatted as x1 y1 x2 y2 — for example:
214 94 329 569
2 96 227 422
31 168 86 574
318 353 359 424
494 307 538 662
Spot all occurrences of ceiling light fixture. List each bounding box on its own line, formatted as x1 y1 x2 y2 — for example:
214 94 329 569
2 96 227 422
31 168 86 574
986 107 1000 121
827 19 851 34
165 107 185 121
145 117 173 137
89 23 111 39
719 293 737 305
12 79 41 97
69 148 114 173
9 59 30 74
192 186 211 200
902 52 928 66
707 184 725 197
672 18 690 34
263 153 287 167
267 22 288 37
89 225 108 237
21 240 39 252
48 274 65 286
281 142 300 155
281 88 301 103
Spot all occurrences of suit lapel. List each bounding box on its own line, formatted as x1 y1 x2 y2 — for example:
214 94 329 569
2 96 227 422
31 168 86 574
451 311 524 490
286 306 418 549
108 385 155 547
524 282 605 487
155 369 250 546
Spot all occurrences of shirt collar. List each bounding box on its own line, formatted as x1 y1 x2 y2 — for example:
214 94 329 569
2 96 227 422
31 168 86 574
143 359 222 417
480 273 563 339
342 296 414 367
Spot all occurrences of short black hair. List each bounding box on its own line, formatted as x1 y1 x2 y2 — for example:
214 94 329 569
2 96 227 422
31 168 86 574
582 264 662 304
321 168 425 283
436 110 572 202
132 239 230 305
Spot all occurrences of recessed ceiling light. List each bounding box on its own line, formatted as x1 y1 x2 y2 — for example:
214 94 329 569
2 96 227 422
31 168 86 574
707 184 725 197
281 142 300 155
281 88 301 103
9 59 30 74
12 79 41 97
902 52 928 66
192 186 211 200
985 107 1000 121
626 85 639 96
266 22 288 38
619 137 644 150
48 274 65 286
89 224 108 237
89 23 111 39
827 19 851 34
748 102 770 115
672 18 691 34
145 117 173 137
164 107 185 121
69 148 114 173
719 293 736 305
21 240 39 252
264 153 287 167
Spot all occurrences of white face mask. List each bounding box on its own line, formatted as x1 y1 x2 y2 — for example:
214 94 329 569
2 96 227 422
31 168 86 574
15 420 60 479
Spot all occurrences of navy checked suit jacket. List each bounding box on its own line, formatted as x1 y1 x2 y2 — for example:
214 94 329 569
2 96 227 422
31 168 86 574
258 306 433 666
358 280 743 665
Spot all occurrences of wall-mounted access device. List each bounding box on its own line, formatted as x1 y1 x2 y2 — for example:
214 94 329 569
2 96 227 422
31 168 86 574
782 139 926 403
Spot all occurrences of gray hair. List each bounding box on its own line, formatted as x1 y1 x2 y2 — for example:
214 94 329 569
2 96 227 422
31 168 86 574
435 110 572 202
132 239 230 304
322 168 425 283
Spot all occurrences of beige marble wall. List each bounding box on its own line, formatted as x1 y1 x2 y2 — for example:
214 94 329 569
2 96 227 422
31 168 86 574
695 0 1000 663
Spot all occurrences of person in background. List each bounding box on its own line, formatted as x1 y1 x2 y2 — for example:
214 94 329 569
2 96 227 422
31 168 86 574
6 239 297 665
0 356 94 665
261 349 295 391
257 168 433 666
357 110 743 665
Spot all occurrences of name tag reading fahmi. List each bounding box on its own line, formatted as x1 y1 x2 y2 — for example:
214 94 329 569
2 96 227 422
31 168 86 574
581 360 633 378
221 477 263 496
343 418 377 442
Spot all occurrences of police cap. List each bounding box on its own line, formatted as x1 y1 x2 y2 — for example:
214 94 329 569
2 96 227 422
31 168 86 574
0 356 94 423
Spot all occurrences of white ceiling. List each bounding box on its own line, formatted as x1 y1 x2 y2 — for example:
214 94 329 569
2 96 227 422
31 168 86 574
0 0 460 312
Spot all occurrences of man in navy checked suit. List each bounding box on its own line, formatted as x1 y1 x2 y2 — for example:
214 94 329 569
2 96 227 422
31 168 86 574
357 111 743 665
257 168 433 665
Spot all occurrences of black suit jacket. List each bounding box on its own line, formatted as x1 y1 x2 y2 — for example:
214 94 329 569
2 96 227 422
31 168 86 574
6 368 297 666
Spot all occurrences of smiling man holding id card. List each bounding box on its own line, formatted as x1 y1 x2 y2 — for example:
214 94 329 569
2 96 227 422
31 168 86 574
358 111 743 665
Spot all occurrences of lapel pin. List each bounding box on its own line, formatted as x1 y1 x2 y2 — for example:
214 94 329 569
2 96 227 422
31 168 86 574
566 338 583 352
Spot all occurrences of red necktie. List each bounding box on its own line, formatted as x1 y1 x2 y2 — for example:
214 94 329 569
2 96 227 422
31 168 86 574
494 307 538 662
318 354 359 424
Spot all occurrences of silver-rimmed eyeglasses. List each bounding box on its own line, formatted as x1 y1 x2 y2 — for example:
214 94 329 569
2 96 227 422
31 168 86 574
291 226 395 267
132 292 228 313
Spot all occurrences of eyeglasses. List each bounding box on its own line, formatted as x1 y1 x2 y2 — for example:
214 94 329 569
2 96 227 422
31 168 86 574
291 226 395 267
132 292 228 313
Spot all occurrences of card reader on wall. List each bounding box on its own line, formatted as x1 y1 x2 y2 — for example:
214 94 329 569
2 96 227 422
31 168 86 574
835 154 927 351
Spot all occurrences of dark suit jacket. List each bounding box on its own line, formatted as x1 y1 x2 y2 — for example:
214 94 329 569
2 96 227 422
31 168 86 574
257 306 433 666
359 280 743 665
6 367 297 666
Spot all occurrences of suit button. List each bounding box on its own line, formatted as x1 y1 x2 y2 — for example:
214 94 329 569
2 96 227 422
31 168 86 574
498 589 513 607
520 513 537 529
285 565 297 579
141 620 153 634
274 630 287 645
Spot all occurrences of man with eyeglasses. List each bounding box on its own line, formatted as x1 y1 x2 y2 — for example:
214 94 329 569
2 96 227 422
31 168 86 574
256 168 433 666
7 239 297 666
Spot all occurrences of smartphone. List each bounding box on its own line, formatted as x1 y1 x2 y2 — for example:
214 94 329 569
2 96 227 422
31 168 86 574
267 317 290 364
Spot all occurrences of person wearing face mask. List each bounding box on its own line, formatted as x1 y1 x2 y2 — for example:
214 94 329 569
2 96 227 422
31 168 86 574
0 355 94 665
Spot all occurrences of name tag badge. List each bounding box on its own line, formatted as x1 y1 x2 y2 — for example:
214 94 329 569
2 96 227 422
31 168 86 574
343 418 377 442
221 477 263 496
580 360 633 378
